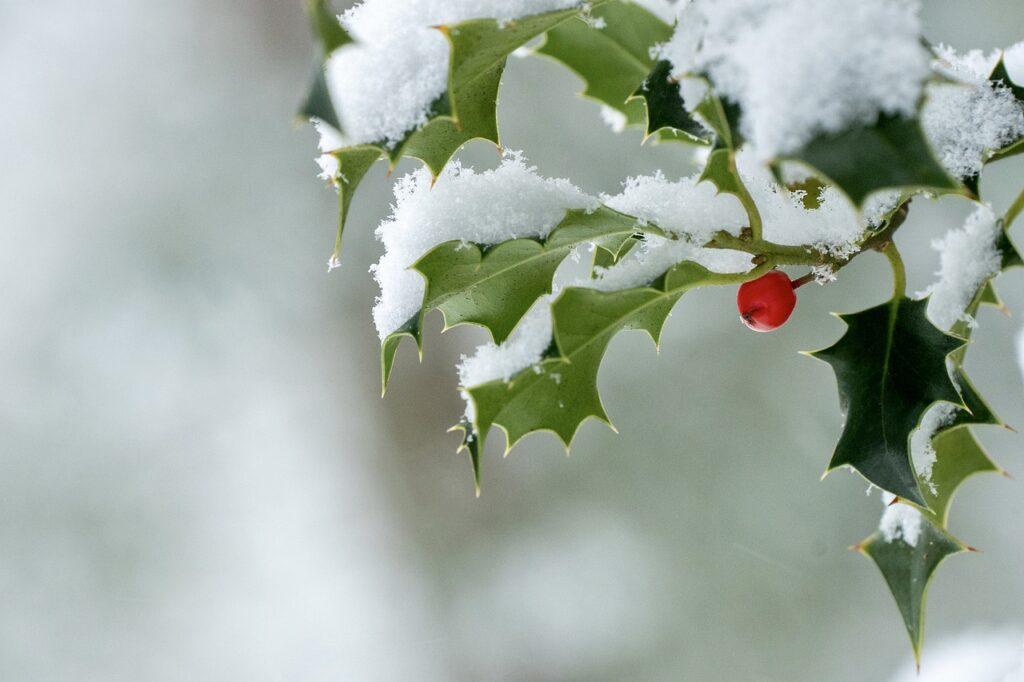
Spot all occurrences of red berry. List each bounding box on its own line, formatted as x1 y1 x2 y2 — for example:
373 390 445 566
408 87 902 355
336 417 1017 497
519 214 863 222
737 271 797 332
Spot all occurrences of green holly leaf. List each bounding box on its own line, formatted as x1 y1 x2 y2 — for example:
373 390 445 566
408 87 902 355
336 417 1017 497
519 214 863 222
693 91 743 150
535 2 672 129
413 207 645 343
857 518 967 662
381 313 422 397
297 0 352 131
699 148 746 198
299 66 341 131
786 114 960 206
305 0 351 55
809 297 965 505
310 5 596 259
325 145 383 262
465 261 743 455
918 426 1001 527
630 60 712 143
592 235 639 275
450 419 483 496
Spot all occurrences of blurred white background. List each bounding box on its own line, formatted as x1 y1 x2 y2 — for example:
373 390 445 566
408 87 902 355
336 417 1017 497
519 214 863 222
2 1 1022 679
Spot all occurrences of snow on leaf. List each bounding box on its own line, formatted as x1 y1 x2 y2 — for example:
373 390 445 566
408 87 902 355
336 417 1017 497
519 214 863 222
313 4 598 259
413 207 647 343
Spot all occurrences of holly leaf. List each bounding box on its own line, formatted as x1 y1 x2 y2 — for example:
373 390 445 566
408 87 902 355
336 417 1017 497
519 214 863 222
450 419 483 496
381 313 422 396
413 207 645 343
809 297 965 505
299 66 341 131
535 2 672 130
297 0 352 131
918 426 1002 528
630 60 712 143
465 262 742 455
312 5 596 258
857 517 967 662
306 0 351 55
592 235 639 275
786 114 960 206
324 145 383 262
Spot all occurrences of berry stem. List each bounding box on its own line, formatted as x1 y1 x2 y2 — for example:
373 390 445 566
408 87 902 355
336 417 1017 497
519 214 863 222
791 272 816 289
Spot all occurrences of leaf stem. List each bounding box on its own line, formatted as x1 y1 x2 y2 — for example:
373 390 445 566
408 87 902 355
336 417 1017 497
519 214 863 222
881 241 907 300
733 171 764 241
1005 185 1024 229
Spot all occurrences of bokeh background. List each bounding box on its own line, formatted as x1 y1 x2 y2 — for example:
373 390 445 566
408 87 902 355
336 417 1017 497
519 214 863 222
3 1 1023 679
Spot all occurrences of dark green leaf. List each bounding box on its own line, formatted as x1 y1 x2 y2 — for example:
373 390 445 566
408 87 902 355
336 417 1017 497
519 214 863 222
786 114 959 206
810 297 965 504
858 518 967 661
298 65 341 131
630 60 711 143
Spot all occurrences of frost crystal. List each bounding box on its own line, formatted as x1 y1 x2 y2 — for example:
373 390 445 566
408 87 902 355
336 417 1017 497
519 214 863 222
862 190 903 229
878 492 923 547
922 204 1003 331
371 152 597 338
910 402 958 493
326 0 584 146
923 45 1024 180
657 0 929 157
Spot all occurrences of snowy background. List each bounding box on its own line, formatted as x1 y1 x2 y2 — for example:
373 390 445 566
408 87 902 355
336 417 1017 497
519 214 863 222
3 1 1023 679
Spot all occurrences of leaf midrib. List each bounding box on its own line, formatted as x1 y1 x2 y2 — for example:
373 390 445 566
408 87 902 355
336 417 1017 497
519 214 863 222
423 226 637 312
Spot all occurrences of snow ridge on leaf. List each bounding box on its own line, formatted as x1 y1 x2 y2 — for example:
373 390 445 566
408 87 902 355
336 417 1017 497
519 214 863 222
413 207 646 344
